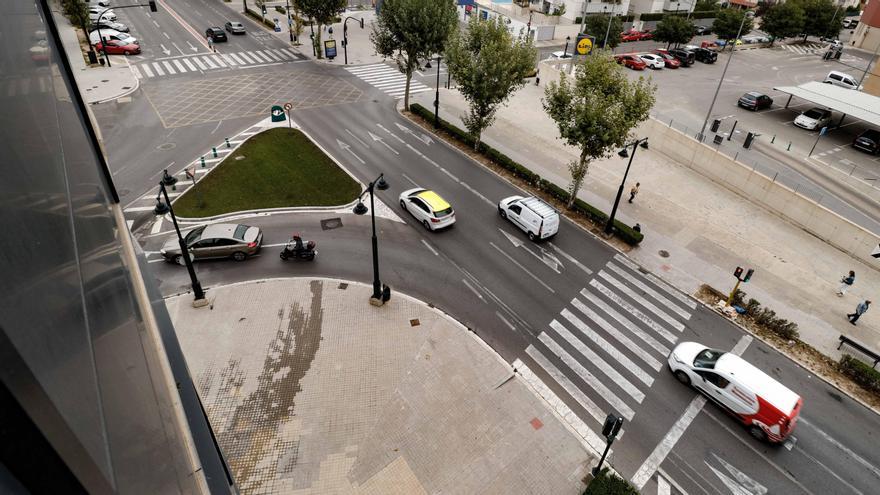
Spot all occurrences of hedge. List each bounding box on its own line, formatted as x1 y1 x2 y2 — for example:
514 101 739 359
575 14 635 24
409 103 644 245
245 8 277 29
839 355 880 395
585 468 639 495
640 11 717 21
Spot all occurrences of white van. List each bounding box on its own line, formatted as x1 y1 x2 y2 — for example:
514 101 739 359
498 196 560 241
824 70 860 90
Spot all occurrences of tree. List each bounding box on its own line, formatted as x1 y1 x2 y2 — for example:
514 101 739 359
371 0 457 109
795 0 841 41
711 8 753 47
584 15 623 49
693 0 720 12
543 52 656 209
652 15 694 49
755 0 778 18
62 0 90 33
760 2 805 45
445 16 536 151
294 0 346 59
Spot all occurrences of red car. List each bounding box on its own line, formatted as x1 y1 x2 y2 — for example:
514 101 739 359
95 39 140 55
653 50 681 68
615 54 647 70
639 30 654 41
621 29 643 42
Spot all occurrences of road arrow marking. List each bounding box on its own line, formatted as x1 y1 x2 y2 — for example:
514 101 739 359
498 228 561 273
187 41 199 52
420 133 434 145
490 242 555 293
368 131 398 154
345 128 368 147
160 44 171 56
395 122 432 144
706 454 767 495
376 123 406 144
336 139 364 164
549 242 592 275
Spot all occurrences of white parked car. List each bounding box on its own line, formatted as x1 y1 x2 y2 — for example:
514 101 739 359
498 196 559 241
399 188 456 231
89 29 137 46
89 11 117 22
638 53 665 69
794 107 832 130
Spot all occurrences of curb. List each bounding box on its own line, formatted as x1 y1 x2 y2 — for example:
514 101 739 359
88 61 141 105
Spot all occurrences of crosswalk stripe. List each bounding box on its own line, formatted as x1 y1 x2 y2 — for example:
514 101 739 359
657 475 671 495
346 64 390 73
249 51 268 62
408 87 434 94
152 62 165 76
211 55 227 67
542 327 638 417
561 308 654 386
182 58 197 71
362 74 406 83
260 50 281 61
599 270 685 332
607 262 692 320
228 52 244 64
221 54 237 65
586 283 678 345
270 49 289 59
514 358 609 454
172 59 186 72
281 48 298 58
162 60 176 74
237 51 255 63
141 63 154 77
613 255 696 310
357 68 399 77
131 64 142 79
201 56 217 69
571 297 662 371
525 344 611 426
192 57 207 70
583 288 671 357
373 81 409 89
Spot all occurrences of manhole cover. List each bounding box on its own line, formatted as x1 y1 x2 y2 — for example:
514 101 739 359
321 217 343 230
338 282 348 290
658 250 670 258
156 142 176 151
410 319 420 327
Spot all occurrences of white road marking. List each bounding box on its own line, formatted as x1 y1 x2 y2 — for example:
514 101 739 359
583 288 670 356
163 31 170 39
657 475 671 495
248 51 268 63
657 469 690 495
150 216 164 235
182 58 197 71
131 64 143 79
631 334 753 489
172 59 186 72
462 278 485 301
798 417 880 481
228 52 244 65
489 242 555 293
548 242 593 275
400 173 419 187
152 19 160 27
126 219 134 230
586 283 678 344
345 128 369 147
201 56 217 69
613 254 696 309
607 262 692 320
161 60 176 74
281 48 298 58
126 206 158 212
709 453 768 495
496 311 514 329
571 297 662 371
211 54 226 67
260 49 282 61
140 63 154 77
152 62 166 76
420 239 438 256
560 308 654 387
237 51 255 63
599 270 685 331
192 57 207 70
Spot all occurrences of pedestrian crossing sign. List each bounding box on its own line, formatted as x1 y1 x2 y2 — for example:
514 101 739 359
271 105 285 122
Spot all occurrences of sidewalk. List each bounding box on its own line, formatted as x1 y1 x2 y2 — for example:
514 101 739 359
166 278 593 494
51 6 138 104
411 80 880 362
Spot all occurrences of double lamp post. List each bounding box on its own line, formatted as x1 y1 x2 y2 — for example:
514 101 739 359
353 174 391 305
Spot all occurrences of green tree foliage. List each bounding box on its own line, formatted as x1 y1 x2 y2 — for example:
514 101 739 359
652 15 694 48
584 15 623 49
371 0 457 109
543 52 656 209
445 16 536 150
760 1 805 45
693 0 721 12
711 8 753 46
294 0 346 59
794 0 842 40
62 0 90 33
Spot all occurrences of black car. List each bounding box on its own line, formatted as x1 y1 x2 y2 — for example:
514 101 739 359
667 48 695 66
853 129 880 155
205 27 227 42
738 92 773 111
692 47 717 64
694 25 711 35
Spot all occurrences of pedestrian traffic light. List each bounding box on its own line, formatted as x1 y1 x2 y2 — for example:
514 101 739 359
734 266 743 279
601 414 623 441
262 5 268 15
148 1 157 11
711 119 721 133
744 268 754 282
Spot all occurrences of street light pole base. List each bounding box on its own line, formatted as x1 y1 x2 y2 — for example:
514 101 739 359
369 296 385 307
192 297 210 308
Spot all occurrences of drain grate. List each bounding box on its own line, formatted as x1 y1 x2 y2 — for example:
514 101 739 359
338 282 348 290
410 319 420 327
321 217 343 230
658 250 670 258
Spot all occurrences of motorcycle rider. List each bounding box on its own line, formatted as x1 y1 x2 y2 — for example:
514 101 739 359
292 233 305 254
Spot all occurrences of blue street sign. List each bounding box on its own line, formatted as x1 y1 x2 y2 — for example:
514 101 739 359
274 18 281 32
270 105 286 122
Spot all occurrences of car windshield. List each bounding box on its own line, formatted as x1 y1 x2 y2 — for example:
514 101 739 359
233 224 249 240
693 348 724 369
434 207 453 217
184 226 205 245
804 109 824 119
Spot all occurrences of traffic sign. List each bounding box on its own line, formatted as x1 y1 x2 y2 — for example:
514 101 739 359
270 105 285 122
872 244 880 259
324 39 337 60
576 34 594 55
284 102 293 112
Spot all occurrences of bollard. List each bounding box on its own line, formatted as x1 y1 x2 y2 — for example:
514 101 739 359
787 142 792 151
225 138 231 148
200 156 206 167
212 147 218 158
770 134 776 144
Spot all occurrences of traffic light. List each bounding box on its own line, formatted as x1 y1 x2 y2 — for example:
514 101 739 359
601 414 623 441
744 132 756 149
711 119 721 133
744 268 754 283
734 266 743 279
262 5 268 15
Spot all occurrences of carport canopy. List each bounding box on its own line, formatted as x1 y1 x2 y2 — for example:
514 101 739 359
773 81 880 128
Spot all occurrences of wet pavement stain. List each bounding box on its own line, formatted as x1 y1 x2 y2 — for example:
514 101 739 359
216 280 324 493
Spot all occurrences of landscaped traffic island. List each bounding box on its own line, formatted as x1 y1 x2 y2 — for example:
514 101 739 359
174 128 360 217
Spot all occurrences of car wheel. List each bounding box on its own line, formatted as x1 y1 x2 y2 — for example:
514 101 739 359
280 251 288 260
498 208 507 219
674 370 691 386
528 231 536 241
172 255 183 266
232 251 247 261
400 199 407 211
123 50 130 55
748 425 767 442
422 220 431 231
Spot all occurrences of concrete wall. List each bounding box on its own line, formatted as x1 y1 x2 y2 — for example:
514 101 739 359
642 118 880 265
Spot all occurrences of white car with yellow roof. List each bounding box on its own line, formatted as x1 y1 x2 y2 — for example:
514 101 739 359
399 188 456 231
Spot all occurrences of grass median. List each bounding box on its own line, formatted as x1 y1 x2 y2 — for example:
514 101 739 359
174 127 360 218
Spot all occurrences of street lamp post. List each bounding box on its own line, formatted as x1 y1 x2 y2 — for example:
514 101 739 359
158 181 206 305
434 56 441 128
343 16 365 65
603 6 615 50
563 36 571 57
697 11 754 142
353 174 390 303
604 138 648 235
285 0 295 43
94 2 158 67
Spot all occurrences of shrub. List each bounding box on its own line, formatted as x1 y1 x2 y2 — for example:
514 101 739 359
839 355 880 394
245 8 277 29
585 467 640 495
275 6 286 14
745 298 761 316
731 288 746 307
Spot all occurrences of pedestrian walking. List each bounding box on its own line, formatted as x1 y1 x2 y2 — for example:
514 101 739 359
837 270 855 296
847 300 871 325
628 182 640 203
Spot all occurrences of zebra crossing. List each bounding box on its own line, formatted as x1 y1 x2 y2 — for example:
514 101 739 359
515 253 697 453
775 42 827 55
0 74 54 98
345 63 433 99
131 47 303 79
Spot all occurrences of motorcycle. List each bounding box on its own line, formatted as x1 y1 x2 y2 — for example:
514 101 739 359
280 234 317 261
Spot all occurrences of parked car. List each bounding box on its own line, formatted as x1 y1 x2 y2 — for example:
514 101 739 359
615 54 647 70
653 50 681 68
639 30 654 40
690 47 718 63
737 91 773 111
794 107 833 130
93 0 111 6
638 53 665 69
161 223 263 263
621 29 644 42
853 129 880 155
94 39 140 55
205 27 227 42
93 20 129 32
843 18 859 29
668 341 803 443
89 11 117 22
658 48 694 66
225 21 246 34
399 188 456 231
498 196 559 241
89 29 137 46
693 25 711 35
824 70 860 90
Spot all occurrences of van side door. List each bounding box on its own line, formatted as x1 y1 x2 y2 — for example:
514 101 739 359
507 203 526 232
694 370 738 412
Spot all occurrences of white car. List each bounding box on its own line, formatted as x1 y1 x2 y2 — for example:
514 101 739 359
399 188 456 231
89 29 137 46
639 53 665 69
89 11 117 22
794 107 832 130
